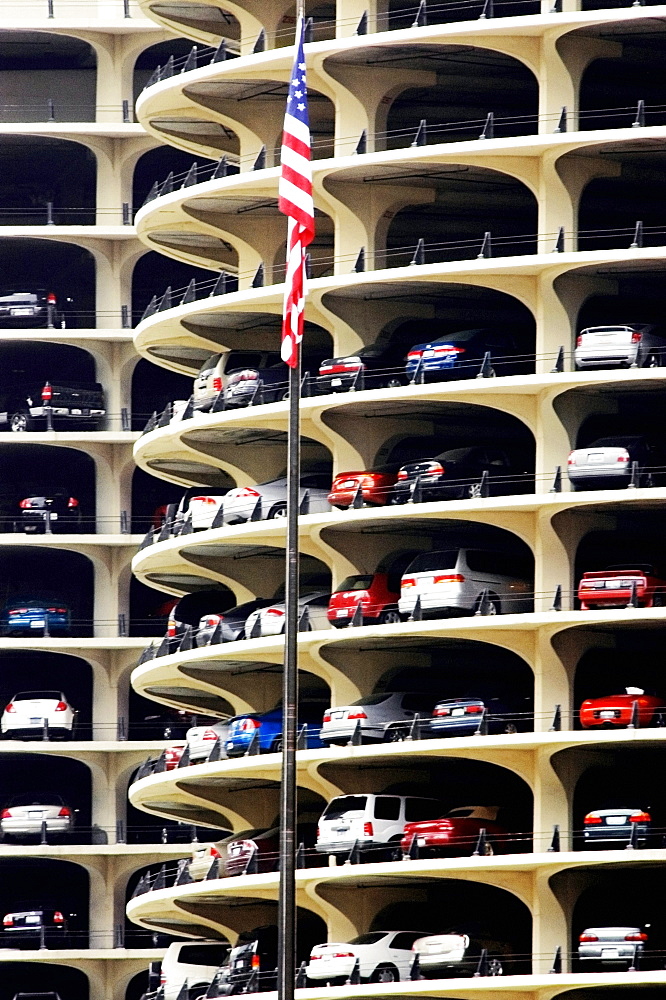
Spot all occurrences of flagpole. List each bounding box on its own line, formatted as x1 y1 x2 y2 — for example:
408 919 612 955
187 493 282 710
278 4 306 1000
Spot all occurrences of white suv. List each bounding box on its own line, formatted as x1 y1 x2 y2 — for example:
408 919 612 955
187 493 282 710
159 941 230 1000
398 548 531 619
315 794 442 858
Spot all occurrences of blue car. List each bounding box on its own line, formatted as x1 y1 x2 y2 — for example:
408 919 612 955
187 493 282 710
0 598 71 637
405 328 522 382
225 704 326 756
427 695 532 738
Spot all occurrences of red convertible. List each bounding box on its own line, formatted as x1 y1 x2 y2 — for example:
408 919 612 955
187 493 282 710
400 806 510 857
579 687 666 729
328 468 397 509
577 564 666 610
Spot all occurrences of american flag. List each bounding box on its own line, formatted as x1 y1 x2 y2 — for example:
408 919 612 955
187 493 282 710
278 16 314 368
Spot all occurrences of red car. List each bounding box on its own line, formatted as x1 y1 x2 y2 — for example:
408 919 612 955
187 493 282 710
328 469 398 509
225 828 280 876
400 806 510 857
327 573 400 627
163 743 185 770
577 564 666 610
579 687 666 729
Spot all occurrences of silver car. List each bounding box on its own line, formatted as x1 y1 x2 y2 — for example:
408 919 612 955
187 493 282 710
244 592 332 638
1 793 74 840
575 324 666 369
320 691 435 745
567 436 661 491
398 548 532 619
186 721 230 762
578 926 647 966
222 474 330 524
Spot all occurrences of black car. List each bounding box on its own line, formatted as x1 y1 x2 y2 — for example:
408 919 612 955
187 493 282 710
195 599 276 646
0 289 72 329
223 362 289 409
12 994 63 1000
316 345 405 394
17 490 83 534
226 926 279 994
1 908 70 949
393 447 526 503
165 589 234 652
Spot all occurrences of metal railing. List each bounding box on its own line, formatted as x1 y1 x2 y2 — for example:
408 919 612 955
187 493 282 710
0 100 133 123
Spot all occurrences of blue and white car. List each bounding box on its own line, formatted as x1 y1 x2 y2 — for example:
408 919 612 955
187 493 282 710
0 598 71 637
405 329 519 382
225 704 326 756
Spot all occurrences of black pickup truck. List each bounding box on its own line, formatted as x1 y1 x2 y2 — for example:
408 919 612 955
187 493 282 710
0 381 105 431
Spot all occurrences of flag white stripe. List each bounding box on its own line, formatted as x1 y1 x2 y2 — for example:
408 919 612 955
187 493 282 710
282 113 311 145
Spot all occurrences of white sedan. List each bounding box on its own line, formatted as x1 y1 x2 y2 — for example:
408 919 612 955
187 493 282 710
186 721 230 762
307 931 429 983
1 793 75 840
1 690 76 740
244 592 332 638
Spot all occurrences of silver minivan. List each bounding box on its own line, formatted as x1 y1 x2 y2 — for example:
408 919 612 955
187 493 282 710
398 548 532 619
315 793 442 858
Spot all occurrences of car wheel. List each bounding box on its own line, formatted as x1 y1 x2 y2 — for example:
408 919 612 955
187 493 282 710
467 480 486 499
383 725 409 742
383 377 403 389
371 964 399 983
272 738 283 753
268 503 287 519
645 352 661 368
653 590 666 607
488 959 503 976
474 592 500 615
378 608 401 625
189 985 209 1000
9 410 33 432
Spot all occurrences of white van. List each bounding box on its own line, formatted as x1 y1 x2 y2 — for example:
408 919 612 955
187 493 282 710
159 940 230 1000
315 794 442 858
398 548 532 619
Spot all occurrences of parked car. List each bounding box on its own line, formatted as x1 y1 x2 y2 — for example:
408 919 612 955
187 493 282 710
567 436 664 490
159 940 231 1000
315 793 442 858
223 822 317 877
163 744 186 770
400 806 509 857
12 993 63 1000
327 574 400 628
0 380 105 431
244 592 332 638
405 328 523 382
188 841 226 882
578 926 647 966
174 489 230 532
193 350 282 413
579 687 666 729
223 362 289 409
186 721 230 762
0 598 71 637
316 345 405 395
328 468 399 508
398 548 532 620
1 794 75 840
225 703 326 756
225 926 278 994
307 931 429 983
0 288 70 329
393 447 524 503
574 323 666 370
583 808 651 848
0 908 69 949
427 694 528 737
413 932 505 978
320 692 435 745
166 589 234 651
17 491 82 534
577 564 666 610
222 474 330 524
1 691 76 740
195 599 275 646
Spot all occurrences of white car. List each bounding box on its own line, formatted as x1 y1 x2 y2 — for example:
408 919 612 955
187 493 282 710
223 474 331 524
398 548 532 619
188 841 224 881
1 793 75 839
244 592 332 638
316 793 442 857
186 721 230 762
193 350 282 413
159 940 231 1000
307 931 429 983
413 932 504 977
578 926 647 966
574 324 666 370
1 690 76 740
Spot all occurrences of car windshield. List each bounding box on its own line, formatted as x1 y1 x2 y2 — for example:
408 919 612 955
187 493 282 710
322 796 367 818
336 576 374 592
437 448 475 462
406 551 458 573
430 329 485 345
586 437 644 448
348 933 388 945
12 691 63 701
604 564 654 574
8 793 65 806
